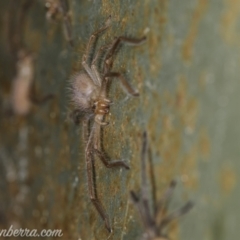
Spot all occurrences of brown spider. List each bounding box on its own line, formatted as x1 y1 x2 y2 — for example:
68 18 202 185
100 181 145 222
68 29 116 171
44 0 73 46
130 132 194 240
69 16 146 232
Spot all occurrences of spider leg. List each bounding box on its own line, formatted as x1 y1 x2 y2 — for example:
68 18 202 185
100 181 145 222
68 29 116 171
140 132 155 227
94 149 129 169
85 124 112 232
130 190 149 227
91 44 111 66
130 190 149 225
103 72 139 97
148 146 157 214
155 180 177 217
69 109 82 125
85 118 129 232
59 0 74 47
157 201 194 230
82 118 90 143
90 44 112 86
82 16 111 84
94 116 109 126
140 132 149 201
130 132 156 236
85 144 112 232
103 36 146 74
83 16 111 62
130 190 157 239
92 119 129 169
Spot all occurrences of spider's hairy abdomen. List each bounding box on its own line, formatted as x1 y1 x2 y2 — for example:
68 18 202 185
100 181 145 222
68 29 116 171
70 72 100 112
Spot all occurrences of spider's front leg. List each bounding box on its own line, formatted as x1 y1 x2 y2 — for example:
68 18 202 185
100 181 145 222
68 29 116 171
99 36 146 97
81 16 111 84
103 36 146 74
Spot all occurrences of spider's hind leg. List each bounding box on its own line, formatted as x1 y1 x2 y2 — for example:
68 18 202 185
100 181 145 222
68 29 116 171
94 149 129 169
84 117 129 232
85 145 112 232
92 115 130 169
82 16 111 83
82 16 111 63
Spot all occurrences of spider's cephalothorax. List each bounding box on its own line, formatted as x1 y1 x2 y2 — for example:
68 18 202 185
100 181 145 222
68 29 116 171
130 132 194 240
70 16 146 232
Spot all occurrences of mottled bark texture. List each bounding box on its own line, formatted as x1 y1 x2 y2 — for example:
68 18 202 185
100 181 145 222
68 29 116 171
0 0 240 240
